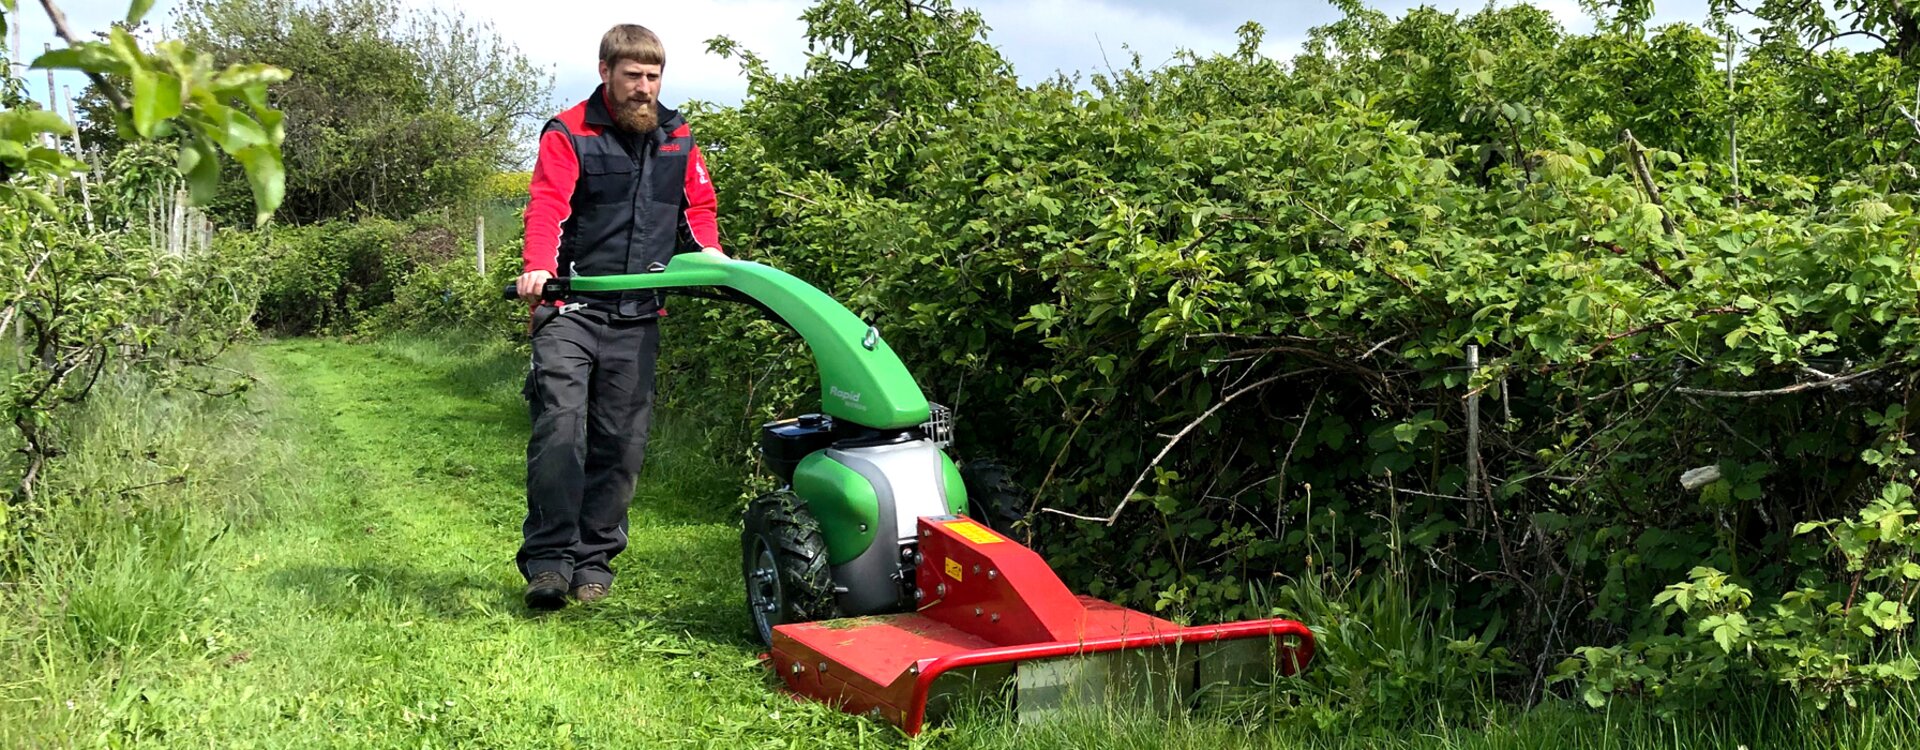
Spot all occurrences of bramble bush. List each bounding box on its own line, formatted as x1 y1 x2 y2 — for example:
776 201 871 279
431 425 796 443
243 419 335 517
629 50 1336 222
644 0 1920 712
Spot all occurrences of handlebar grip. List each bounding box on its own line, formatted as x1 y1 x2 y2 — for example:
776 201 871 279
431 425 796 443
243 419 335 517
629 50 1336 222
502 278 570 301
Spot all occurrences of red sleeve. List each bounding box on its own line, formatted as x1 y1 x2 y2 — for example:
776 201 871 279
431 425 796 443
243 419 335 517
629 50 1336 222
683 143 721 252
523 129 577 275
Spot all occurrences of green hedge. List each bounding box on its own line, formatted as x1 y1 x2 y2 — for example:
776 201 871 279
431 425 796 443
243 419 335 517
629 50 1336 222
252 216 521 336
314 0 1920 710
667 1 1920 707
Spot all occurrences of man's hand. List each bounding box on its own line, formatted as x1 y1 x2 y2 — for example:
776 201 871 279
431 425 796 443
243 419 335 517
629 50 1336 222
517 270 554 303
700 246 729 259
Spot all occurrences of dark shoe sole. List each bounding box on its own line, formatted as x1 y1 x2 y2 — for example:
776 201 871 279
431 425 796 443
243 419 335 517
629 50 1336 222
524 586 568 611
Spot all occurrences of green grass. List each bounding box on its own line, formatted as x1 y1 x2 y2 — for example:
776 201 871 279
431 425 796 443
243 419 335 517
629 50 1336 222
4 333 1920 748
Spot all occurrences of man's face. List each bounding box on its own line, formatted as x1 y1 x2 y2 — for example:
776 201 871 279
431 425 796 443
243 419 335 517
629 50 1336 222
599 58 663 132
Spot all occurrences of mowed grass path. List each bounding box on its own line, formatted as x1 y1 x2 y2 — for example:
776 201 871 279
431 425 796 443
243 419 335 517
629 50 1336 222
112 337 901 748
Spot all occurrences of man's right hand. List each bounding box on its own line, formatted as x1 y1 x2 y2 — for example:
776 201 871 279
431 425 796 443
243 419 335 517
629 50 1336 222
516 270 554 303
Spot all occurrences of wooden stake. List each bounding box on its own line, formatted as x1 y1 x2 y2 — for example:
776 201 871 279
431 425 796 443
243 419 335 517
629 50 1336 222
476 214 487 276
1727 31 1739 196
1466 345 1483 502
171 189 187 256
63 85 94 232
9 18 23 75
41 44 58 155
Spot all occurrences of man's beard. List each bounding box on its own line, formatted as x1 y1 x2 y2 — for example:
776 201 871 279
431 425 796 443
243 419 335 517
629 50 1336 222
614 96 657 133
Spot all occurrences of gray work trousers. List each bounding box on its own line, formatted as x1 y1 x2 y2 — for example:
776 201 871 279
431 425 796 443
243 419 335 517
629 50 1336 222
517 304 660 588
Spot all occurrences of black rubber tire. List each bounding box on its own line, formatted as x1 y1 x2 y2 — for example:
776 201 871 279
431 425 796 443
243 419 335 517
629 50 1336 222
742 490 842 646
959 459 1031 545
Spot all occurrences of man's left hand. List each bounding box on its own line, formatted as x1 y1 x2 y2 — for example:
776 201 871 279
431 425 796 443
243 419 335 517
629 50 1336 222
700 246 729 259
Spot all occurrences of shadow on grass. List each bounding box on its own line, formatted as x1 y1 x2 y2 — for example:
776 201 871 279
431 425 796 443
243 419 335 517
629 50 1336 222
396 333 747 528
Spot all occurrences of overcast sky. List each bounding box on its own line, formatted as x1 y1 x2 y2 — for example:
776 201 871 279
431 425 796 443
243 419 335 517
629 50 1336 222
14 0 1722 118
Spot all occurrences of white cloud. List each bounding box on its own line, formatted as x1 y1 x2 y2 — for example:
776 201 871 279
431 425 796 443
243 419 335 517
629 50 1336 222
419 0 813 109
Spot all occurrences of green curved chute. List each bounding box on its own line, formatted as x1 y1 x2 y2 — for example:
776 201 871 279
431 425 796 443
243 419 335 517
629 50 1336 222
571 254 930 429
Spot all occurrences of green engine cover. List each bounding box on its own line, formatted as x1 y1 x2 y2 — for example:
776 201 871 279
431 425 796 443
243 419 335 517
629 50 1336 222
940 450 968 517
791 451 879 565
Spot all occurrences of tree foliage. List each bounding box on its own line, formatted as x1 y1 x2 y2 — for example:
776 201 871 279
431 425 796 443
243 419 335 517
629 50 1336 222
1 0 285 550
168 0 550 223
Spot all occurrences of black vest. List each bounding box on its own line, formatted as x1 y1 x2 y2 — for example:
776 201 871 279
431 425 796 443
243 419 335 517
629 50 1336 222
550 85 694 315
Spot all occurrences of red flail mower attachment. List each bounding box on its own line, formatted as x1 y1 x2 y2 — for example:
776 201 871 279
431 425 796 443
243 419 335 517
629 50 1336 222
767 516 1316 735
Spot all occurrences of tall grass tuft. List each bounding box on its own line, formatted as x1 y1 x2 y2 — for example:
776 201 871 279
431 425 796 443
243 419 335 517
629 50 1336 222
1 360 290 735
37 516 217 662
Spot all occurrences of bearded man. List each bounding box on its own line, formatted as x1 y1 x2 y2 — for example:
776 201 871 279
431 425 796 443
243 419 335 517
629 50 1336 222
513 24 725 610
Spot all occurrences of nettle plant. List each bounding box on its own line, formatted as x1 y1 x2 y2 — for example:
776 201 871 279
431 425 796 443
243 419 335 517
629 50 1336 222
0 0 285 539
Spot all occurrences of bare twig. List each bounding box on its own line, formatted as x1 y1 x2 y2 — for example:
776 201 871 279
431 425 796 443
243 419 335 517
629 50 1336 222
1585 306 1741 358
1043 371 1298 525
1678 393 1771 455
1677 367 1882 398
1898 102 1920 140
1357 333 1405 360
36 0 132 110
1274 386 1323 535
862 110 902 141
1183 332 1324 343
1810 29 1891 49
1622 130 1679 237
773 190 818 206
1367 482 1476 502
1028 406 1094 520
0 250 54 337
1215 345 1387 385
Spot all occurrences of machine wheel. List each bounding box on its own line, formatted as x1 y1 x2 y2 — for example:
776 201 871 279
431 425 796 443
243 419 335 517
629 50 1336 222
959 459 1031 545
742 490 842 646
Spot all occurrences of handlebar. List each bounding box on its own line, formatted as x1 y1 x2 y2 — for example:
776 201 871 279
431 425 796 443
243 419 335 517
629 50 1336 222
502 277 571 302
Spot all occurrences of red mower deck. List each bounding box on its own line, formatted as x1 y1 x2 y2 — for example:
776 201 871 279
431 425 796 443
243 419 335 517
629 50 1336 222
767 516 1316 734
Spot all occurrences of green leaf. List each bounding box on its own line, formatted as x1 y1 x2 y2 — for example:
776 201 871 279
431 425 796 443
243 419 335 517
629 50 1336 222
209 63 292 92
107 26 143 68
25 146 84 174
235 144 285 225
128 0 157 25
176 138 221 206
218 109 272 151
0 109 72 141
130 67 183 139
0 139 24 168
14 187 60 215
30 44 129 75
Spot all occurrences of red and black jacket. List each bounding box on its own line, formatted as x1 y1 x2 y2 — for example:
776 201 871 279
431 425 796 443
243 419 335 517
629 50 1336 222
522 84 721 316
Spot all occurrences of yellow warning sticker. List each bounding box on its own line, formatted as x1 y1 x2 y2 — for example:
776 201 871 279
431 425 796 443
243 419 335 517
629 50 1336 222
944 557 963 582
944 520 1003 545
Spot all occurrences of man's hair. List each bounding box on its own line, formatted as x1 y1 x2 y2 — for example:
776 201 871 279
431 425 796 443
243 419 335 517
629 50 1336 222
600 24 665 67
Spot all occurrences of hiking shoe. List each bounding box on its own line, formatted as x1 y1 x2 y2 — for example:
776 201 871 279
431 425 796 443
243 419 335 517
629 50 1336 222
571 582 609 605
524 571 569 611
